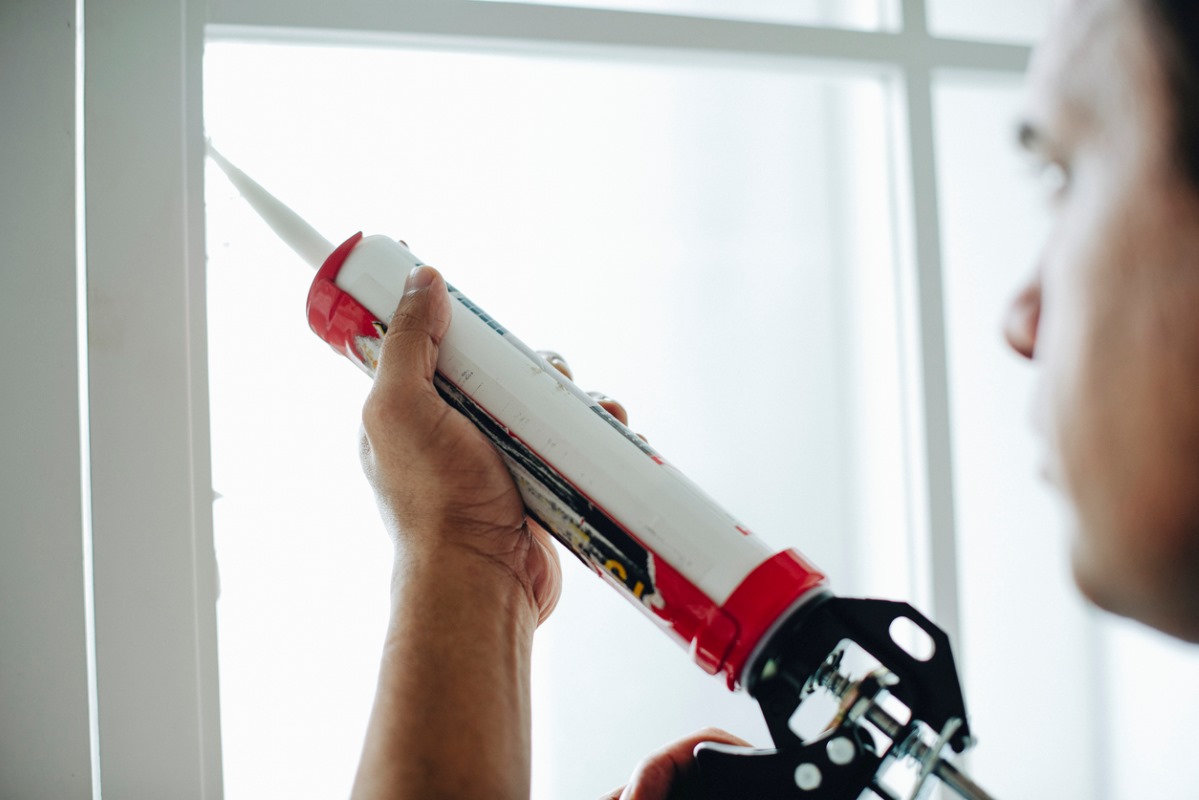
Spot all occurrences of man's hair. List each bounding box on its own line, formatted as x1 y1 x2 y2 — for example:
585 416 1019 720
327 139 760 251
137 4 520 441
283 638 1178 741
1144 0 1199 187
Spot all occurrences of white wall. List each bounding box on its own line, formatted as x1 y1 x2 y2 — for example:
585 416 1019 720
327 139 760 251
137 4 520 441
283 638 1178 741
0 1 96 797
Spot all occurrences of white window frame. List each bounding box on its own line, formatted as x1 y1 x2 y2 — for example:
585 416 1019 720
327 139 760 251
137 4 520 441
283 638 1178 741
7 0 1035 796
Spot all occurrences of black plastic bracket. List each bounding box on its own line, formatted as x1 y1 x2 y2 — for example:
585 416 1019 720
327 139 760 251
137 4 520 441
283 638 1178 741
749 596 971 754
685 595 973 800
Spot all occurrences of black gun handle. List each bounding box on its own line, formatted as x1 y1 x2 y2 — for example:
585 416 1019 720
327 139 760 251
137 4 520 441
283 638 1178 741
665 766 709 800
679 728 881 800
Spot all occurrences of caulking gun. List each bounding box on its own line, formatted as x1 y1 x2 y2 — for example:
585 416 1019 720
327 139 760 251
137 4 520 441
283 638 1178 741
208 143 997 800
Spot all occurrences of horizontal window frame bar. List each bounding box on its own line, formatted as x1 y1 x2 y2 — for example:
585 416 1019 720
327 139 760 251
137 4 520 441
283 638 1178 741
206 0 1031 73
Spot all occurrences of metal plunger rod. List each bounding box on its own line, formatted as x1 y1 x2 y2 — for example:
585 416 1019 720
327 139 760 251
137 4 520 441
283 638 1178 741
858 703 994 800
934 759 996 800
815 665 995 800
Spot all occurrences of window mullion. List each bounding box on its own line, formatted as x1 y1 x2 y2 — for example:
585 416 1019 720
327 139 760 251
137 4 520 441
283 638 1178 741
84 0 222 796
901 0 930 36
897 61 964 652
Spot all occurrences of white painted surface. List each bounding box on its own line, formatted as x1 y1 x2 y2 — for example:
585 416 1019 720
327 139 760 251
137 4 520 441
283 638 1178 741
84 0 223 796
898 57 964 649
0 1 96 797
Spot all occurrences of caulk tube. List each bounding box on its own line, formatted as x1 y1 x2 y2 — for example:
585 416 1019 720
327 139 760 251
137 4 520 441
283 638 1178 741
316 251 989 795
309 233 828 688
209 145 828 689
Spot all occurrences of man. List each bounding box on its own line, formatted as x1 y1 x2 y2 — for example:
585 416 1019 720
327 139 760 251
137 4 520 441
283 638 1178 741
351 0 1199 796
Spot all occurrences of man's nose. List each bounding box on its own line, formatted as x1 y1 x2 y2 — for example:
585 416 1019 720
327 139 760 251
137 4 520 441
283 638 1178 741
1004 274 1041 360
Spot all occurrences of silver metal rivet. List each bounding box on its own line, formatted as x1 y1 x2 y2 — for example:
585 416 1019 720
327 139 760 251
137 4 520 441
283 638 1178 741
827 737 855 766
795 763 822 791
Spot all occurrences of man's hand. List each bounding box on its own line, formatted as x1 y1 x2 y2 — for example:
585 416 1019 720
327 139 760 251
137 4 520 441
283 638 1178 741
360 264 562 624
354 263 641 799
601 728 751 800
354 265 574 799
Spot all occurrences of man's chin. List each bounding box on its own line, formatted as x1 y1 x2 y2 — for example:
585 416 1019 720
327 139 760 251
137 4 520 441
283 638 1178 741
1070 540 1199 643
1068 536 1141 623
1069 544 1114 612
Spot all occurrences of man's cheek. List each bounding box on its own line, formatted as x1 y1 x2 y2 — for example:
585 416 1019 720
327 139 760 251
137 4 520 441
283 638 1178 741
1034 303 1085 466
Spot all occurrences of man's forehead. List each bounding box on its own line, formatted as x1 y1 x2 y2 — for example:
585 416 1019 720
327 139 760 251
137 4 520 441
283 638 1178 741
1038 0 1124 85
1024 0 1135 141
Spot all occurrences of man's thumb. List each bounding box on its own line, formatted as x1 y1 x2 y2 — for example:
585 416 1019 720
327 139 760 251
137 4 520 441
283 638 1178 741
374 265 452 389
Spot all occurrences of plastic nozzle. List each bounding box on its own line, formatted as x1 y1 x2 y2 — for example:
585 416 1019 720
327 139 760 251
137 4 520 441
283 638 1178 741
205 139 335 270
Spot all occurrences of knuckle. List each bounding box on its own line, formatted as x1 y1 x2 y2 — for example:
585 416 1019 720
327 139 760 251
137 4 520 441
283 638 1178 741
361 389 405 440
361 390 388 431
358 433 377 479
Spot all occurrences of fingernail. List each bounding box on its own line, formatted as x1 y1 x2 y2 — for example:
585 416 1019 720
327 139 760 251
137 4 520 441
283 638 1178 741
405 265 435 292
538 350 573 379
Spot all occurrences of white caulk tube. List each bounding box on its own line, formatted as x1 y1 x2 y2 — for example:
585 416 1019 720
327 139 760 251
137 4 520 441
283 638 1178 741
209 144 828 689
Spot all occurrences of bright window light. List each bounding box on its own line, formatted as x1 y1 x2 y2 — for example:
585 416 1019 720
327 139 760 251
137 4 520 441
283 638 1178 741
205 40 907 798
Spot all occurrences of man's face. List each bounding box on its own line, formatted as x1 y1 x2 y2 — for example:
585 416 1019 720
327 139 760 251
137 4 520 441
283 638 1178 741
1007 0 1199 640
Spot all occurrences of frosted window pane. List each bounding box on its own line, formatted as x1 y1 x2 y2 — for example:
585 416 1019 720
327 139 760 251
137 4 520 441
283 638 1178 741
1101 620 1199 797
937 70 1199 800
935 73 1096 797
927 0 1051 44
470 0 893 29
205 41 903 799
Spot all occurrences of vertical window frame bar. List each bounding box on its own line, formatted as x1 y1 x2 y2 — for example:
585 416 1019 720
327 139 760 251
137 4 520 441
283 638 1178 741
0 1 96 795
897 0 964 649
83 0 223 796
